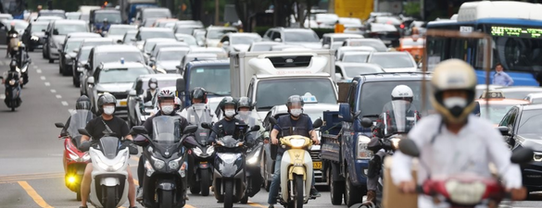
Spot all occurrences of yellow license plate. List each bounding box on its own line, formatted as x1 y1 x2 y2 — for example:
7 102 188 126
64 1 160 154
119 100 127 106
348 28 357 31
313 162 322 170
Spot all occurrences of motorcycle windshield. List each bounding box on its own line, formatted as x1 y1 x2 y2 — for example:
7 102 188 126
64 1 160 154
381 100 418 136
100 137 120 159
152 116 182 143
218 135 241 148
186 104 213 145
235 110 259 127
68 110 92 138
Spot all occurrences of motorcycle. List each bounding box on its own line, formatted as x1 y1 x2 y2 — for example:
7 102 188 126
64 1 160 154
184 105 215 196
397 138 534 208
131 116 198 208
2 70 22 111
238 111 264 201
8 33 19 58
54 110 93 201
78 129 138 208
14 43 30 86
200 122 259 208
267 117 323 208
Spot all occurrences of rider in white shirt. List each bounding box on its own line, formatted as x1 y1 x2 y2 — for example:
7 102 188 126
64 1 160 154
391 59 526 208
179 87 218 123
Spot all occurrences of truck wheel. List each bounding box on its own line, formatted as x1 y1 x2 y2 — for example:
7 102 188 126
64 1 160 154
329 166 344 205
344 170 362 206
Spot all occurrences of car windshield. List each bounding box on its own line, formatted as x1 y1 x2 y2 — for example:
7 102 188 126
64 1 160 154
344 65 382 77
231 36 260 45
123 32 137 42
95 52 143 66
66 13 80 19
144 10 170 18
95 12 121 23
340 18 362 25
80 14 89 21
176 35 197 45
518 109 542 135
347 40 387 51
207 29 237 39
343 53 370 63
158 50 189 61
284 31 319 42
141 79 178 91
359 81 432 117
55 24 88 35
31 23 48 33
99 67 150 83
41 12 65 18
370 23 397 32
175 27 200 35
109 27 135 35
145 40 175 52
250 44 276 51
65 39 84 52
369 54 414 68
256 78 336 110
82 40 113 48
480 104 514 124
189 66 230 95
375 17 401 25
78 48 92 62
140 30 175 40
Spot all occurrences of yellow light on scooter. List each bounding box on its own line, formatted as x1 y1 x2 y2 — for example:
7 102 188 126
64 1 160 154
67 176 76 184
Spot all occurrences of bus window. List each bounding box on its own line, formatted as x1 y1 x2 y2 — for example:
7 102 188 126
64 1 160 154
449 39 468 61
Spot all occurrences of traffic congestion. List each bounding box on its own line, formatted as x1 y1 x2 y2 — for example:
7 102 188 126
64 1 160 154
2 0 542 208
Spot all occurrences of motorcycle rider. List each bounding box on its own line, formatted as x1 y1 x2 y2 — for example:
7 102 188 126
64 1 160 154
136 89 190 201
61 95 94 136
174 97 182 112
361 85 419 206
79 94 137 208
2 60 22 102
180 87 218 123
143 78 159 104
6 22 18 58
236 97 258 145
267 95 320 208
391 59 526 207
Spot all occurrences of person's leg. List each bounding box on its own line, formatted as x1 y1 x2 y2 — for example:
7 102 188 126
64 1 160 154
80 163 93 207
310 171 320 197
136 155 146 200
363 151 384 205
267 154 282 207
127 166 136 207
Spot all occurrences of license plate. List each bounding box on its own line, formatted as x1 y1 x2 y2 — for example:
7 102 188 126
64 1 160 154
118 100 127 106
200 161 207 164
313 162 322 170
348 28 357 31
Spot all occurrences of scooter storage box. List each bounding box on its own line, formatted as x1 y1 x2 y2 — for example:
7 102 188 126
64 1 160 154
382 156 418 208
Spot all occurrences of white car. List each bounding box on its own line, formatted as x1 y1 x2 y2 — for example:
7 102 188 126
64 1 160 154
367 52 418 72
335 46 376 61
335 62 384 81
338 51 372 63
218 32 262 53
321 33 364 49
105 24 137 43
205 26 238 47
524 93 542 104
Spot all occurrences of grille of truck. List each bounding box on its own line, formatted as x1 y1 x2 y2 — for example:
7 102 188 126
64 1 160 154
268 56 312 67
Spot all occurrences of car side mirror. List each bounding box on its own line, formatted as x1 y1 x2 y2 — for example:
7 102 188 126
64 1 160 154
55 122 65 128
57 49 62 53
129 89 137 96
335 73 342 80
498 126 510 136
511 147 534 164
398 138 420 157
274 38 281 42
201 122 212 129
312 118 323 128
176 78 185 92
45 31 50 36
84 63 90 70
78 128 90 136
222 41 230 46
268 117 278 127
117 39 123 44
323 44 330 49
184 125 198 134
87 77 95 84
360 117 373 128
130 126 148 135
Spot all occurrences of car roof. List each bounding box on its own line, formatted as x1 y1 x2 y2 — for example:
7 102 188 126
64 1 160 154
31 21 50 25
207 26 237 30
271 103 340 116
159 47 190 52
101 62 147 69
526 93 542 98
83 38 114 42
93 45 140 52
520 103 542 111
189 47 225 53
53 20 86 24
154 41 187 47
476 99 530 105
67 32 101 38
227 33 260 37
109 24 137 29
324 33 363 38
186 59 230 67
370 51 410 56
354 72 432 81
342 51 372 55
336 62 382 68
144 38 176 43
139 27 173 32
252 42 281 46
80 46 94 50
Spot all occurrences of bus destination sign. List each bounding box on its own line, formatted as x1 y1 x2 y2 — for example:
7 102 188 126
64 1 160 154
491 26 542 38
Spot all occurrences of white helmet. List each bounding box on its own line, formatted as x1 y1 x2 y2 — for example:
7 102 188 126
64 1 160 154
391 85 414 102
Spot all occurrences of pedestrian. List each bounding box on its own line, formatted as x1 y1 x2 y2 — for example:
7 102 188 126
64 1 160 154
492 63 514 86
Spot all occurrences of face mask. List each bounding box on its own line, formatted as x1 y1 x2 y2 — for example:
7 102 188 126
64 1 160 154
103 106 115 115
443 97 467 117
161 104 174 114
290 109 302 117
150 83 157 89
224 109 236 118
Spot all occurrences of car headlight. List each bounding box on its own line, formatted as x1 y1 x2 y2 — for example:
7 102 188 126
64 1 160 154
356 135 373 159
193 147 203 156
217 153 240 163
31 36 39 41
151 156 165 170
290 138 306 148
206 146 215 155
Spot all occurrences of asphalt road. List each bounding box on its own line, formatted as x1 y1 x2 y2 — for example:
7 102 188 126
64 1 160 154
0 47 541 208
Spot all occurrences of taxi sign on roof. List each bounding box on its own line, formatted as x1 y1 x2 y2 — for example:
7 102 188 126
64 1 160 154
302 92 318 103
480 90 505 99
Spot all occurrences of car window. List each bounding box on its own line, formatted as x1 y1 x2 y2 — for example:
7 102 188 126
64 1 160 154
283 30 319 42
369 54 414 68
98 67 150 83
517 109 542 135
54 23 88 35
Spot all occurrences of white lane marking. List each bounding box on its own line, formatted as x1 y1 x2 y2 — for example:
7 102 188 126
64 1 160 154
36 69 42 74
33 65 38 69
50 89 56 93
68 109 76 115
61 101 69 106
0 94 4 99
40 76 46 80
55 95 62 99
44 82 50 86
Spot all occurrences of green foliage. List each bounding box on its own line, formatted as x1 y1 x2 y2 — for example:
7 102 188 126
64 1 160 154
254 26 271 36
404 2 420 18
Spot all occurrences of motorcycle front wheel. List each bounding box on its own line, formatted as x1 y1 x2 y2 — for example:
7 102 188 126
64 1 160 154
159 190 173 208
104 186 116 208
294 175 304 208
200 169 210 196
224 180 233 208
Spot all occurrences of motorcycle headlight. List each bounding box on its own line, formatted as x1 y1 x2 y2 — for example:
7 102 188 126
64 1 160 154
390 138 401 150
290 138 306 148
82 153 91 161
9 80 15 85
151 156 165 170
168 157 183 170
206 146 215 155
356 135 373 159
110 156 126 171
217 153 241 163
445 180 486 204
69 153 80 161
193 147 203 156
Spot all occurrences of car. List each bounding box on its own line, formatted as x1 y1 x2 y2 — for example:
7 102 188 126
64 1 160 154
121 30 138 45
397 36 425 63
38 9 66 19
499 104 542 195
141 38 177 61
193 29 206 46
335 62 384 81
105 24 137 43
35 16 63 23
22 21 49 51
247 42 281 52
321 33 364 49
187 47 227 59
367 52 417 72
150 47 191 74
342 38 387 52
172 20 203 28
151 18 178 28
1 19 28 38
305 13 338 28
495 86 542 100
218 32 262 54
134 7 172 27
176 53 218 74
126 74 182 127
475 84 502 99
174 24 203 35
404 21 427 36
66 12 81 20
174 33 198 47
339 51 372 63
339 17 365 34
43 20 89 63
59 37 99 76
73 46 94 88
476 90 530 126
259 101 340 189
524 93 542 104
87 62 154 117
336 46 376 61
263 27 321 49
134 27 176 51
370 16 402 33
79 38 116 49
149 41 188 60
205 26 238 47
364 23 400 47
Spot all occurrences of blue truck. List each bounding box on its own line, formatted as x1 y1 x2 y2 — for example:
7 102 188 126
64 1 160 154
320 72 432 206
118 0 158 24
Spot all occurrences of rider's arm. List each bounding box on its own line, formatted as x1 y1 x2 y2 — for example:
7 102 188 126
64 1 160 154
270 128 279 144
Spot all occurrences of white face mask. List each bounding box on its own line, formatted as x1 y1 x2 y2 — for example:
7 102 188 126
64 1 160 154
290 109 302 117
103 106 115 115
149 83 157 89
443 97 467 108
161 104 174 114
224 109 236 118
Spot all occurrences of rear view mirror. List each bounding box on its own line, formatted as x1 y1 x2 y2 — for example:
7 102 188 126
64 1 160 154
268 117 278 126
250 125 260 132
176 78 186 92
360 117 373 128
87 77 95 84
184 125 198 134
130 126 148 135
79 141 91 152
201 122 212 129
511 147 534 164
55 122 65 128
398 138 420 157
312 118 323 128
117 39 123 44
128 89 137 96
78 128 90 136
498 126 510 136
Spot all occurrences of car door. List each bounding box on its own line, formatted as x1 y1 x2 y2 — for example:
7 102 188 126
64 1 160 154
341 79 359 165
500 107 518 148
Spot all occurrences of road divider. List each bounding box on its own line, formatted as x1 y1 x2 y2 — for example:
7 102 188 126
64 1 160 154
17 181 54 208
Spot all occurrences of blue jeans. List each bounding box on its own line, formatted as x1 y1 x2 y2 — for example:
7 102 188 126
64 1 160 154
267 154 316 205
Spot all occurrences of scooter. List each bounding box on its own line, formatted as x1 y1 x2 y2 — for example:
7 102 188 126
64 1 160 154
2 70 22 111
54 110 93 200
268 117 322 208
185 106 215 196
201 122 259 208
78 129 138 208
131 116 198 208
8 33 19 58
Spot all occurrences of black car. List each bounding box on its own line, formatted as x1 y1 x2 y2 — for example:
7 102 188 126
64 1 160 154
72 46 93 87
59 38 87 76
23 21 49 51
500 104 542 195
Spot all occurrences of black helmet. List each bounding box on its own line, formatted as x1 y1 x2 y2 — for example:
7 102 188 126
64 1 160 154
75 95 91 110
286 95 304 109
157 89 176 103
148 78 158 89
219 96 238 112
190 87 207 102
9 59 17 71
97 93 117 113
237 97 252 111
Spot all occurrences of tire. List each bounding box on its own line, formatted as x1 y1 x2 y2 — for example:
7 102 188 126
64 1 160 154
190 180 201 195
345 169 362 207
329 166 344 205
104 186 116 208
223 180 234 208
263 155 270 192
49 59 54 63
159 190 174 208
76 191 81 201
73 74 80 87
240 195 248 204
200 169 210 196
62 64 71 76
294 175 304 208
